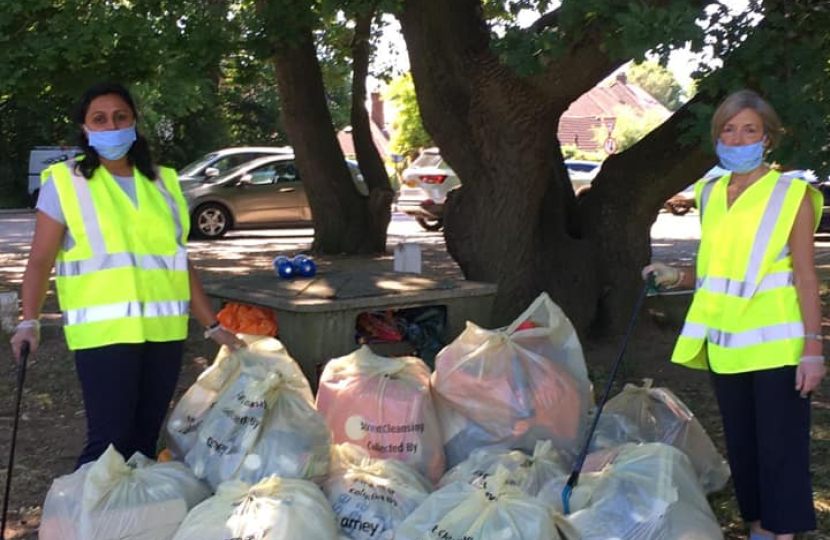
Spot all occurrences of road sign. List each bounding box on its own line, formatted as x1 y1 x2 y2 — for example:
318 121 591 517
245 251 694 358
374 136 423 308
604 137 618 154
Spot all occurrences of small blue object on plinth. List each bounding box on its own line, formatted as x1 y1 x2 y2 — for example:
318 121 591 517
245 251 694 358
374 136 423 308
297 259 316 278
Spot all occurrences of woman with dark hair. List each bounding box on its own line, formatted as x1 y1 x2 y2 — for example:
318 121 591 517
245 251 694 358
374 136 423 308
644 89 825 540
9 82 244 467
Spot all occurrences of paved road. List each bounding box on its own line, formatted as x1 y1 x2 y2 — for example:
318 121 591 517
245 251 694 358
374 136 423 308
2 209 829 284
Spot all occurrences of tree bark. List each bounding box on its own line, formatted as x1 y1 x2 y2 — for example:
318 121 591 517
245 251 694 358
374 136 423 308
398 0 722 334
270 27 384 254
350 6 394 252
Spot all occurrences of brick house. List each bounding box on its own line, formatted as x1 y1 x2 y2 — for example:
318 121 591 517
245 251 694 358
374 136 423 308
557 72 670 153
337 92 390 160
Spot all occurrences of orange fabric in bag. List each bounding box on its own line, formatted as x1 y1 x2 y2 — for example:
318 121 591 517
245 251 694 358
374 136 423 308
217 303 278 337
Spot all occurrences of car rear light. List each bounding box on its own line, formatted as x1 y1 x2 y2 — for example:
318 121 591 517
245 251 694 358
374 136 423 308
420 174 447 184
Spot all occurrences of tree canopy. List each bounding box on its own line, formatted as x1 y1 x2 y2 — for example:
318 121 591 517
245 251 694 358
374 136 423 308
384 72 433 159
627 60 685 111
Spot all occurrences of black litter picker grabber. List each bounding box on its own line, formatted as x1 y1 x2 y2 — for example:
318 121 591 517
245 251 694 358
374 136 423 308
561 273 656 514
2 341 30 539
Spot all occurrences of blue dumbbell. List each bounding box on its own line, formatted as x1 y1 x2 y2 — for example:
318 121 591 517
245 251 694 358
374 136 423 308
292 254 309 268
296 258 316 278
273 256 295 279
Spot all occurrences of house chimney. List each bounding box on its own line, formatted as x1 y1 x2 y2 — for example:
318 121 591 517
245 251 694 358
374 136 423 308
616 72 628 85
370 92 387 135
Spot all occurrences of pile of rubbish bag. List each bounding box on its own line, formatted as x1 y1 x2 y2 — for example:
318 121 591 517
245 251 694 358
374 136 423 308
38 292 730 540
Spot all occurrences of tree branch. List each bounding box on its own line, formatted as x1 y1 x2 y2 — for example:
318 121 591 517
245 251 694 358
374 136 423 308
530 10 559 33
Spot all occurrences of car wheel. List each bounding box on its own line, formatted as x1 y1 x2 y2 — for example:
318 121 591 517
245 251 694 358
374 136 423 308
416 217 444 231
192 203 231 239
29 188 40 209
575 185 591 198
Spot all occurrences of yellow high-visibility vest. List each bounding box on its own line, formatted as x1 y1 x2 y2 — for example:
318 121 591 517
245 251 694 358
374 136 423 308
47 160 191 350
671 170 822 373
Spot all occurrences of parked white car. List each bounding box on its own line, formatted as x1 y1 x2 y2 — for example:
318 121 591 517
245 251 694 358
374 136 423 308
397 148 460 231
397 149 604 230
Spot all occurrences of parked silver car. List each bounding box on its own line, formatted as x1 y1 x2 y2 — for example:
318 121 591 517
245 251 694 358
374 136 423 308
182 154 368 239
178 146 293 183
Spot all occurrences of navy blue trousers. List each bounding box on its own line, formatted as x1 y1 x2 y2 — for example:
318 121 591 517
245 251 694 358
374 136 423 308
710 366 816 534
74 341 183 468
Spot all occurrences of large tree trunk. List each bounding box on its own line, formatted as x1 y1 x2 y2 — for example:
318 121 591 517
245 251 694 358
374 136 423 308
350 7 394 251
399 0 622 331
580 98 715 332
398 0 718 334
270 26 385 254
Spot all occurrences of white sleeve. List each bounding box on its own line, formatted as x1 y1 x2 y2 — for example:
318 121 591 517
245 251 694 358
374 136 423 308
35 175 66 225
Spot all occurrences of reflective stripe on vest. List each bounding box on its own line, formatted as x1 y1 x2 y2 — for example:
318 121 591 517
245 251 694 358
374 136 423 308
698 177 718 222
50 161 191 349
679 321 804 348
154 174 186 245
63 300 190 325
695 270 793 299
56 251 188 276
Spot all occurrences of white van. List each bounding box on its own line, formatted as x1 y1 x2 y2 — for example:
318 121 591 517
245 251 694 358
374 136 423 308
28 146 82 207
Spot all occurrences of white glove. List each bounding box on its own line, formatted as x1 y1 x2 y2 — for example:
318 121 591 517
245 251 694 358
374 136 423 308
796 356 826 398
641 262 683 289
10 319 40 363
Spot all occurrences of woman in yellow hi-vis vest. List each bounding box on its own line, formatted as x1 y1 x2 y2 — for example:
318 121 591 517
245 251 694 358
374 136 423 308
644 90 826 540
9 82 244 468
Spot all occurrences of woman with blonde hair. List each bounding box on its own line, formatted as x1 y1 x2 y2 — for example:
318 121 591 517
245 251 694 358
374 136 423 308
644 89 825 539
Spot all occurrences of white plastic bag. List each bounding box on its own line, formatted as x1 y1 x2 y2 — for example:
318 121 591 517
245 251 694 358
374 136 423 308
185 363 331 489
171 476 340 540
39 445 210 540
323 443 433 540
439 440 571 496
165 335 290 458
603 379 730 493
432 292 591 467
317 346 445 482
537 443 723 540
396 467 578 540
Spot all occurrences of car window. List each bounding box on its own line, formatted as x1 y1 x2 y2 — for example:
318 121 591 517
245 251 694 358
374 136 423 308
246 163 279 185
178 153 219 177
274 162 300 184
212 155 251 174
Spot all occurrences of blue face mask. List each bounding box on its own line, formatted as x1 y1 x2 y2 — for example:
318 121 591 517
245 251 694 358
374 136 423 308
85 124 136 160
715 139 765 174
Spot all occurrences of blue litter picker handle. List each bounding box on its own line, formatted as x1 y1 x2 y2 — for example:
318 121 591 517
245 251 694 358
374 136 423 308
561 272 654 515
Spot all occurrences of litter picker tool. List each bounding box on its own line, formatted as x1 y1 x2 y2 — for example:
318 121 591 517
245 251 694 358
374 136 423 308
2 341 30 539
561 273 655 514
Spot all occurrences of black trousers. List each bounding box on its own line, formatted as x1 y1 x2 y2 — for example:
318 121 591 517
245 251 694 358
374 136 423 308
74 340 184 468
710 366 816 534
